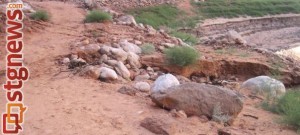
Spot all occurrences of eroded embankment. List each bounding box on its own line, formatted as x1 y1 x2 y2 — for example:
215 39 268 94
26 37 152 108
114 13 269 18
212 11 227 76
192 14 300 37
141 54 300 86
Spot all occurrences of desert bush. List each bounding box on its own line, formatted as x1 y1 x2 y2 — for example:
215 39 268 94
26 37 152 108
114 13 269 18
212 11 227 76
85 10 112 23
164 46 199 67
141 43 155 55
262 90 300 132
30 10 49 21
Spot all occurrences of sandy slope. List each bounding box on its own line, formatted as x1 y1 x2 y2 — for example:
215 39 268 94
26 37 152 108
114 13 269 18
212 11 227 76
0 1 298 135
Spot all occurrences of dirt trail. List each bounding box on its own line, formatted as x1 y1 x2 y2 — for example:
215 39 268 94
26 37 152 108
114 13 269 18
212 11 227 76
0 1 298 135
177 0 194 15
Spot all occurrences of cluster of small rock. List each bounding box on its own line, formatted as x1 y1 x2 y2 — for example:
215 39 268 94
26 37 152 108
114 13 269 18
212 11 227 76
64 39 160 83
201 30 248 48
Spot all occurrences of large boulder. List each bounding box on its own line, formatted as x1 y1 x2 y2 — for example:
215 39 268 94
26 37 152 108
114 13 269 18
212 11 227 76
151 83 244 125
240 76 286 98
151 74 180 93
99 67 118 81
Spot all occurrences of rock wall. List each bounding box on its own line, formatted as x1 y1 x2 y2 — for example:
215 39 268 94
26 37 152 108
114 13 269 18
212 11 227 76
193 14 300 37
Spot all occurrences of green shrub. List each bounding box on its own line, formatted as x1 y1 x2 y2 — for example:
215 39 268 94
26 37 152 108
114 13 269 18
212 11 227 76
164 46 199 67
30 10 49 21
141 43 155 55
262 90 300 131
170 31 198 45
85 10 112 23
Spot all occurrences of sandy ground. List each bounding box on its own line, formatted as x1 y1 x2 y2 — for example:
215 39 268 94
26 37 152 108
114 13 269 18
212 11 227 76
0 1 298 135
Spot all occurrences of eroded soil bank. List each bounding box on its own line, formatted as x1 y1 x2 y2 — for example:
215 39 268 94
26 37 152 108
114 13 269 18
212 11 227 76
191 14 300 51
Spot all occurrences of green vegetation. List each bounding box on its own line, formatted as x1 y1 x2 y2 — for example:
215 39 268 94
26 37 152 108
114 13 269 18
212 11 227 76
128 4 200 29
128 5 200 45
128 5 180 29
141 43 156 55
262 90 300 132
170 31 198 45
269 60 285 80
164 46 200 67
194 0 300 18
30 10 49 21
85 10 112 23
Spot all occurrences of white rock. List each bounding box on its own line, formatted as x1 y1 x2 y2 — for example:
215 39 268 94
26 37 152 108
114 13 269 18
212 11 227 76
240 76 286 98
145 25 156 36
84 0 97 8
62 58 70 64
151 74 180 93
227 30 247 45
116 15 137 26
70 54 78 60
134 82 151 92
110 47 128 62
134 40 142 45
115 61 131 79
119 40 142 54
99 67 118 81
162 43 175 48
127 52 141 69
